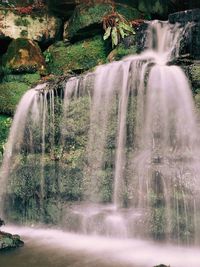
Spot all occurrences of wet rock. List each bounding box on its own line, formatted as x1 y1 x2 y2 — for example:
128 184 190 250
169 8 200 23
0 218 5 227
46 35 108 75
169 9 200 59
0 8 62 45
0 231 24 250
2 38 46 74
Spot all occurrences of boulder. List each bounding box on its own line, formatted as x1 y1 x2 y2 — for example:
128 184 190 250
64 2 143 42
64 3 114 41
0 8 62 45
46 35 108 75
0 231 24 250
2 38 46 74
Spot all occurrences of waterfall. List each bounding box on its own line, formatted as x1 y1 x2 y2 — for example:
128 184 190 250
1 20 200 244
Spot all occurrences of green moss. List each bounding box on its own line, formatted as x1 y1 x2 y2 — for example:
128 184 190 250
0 115 12 158
2 73 40 85
20 30 28 37
115 4 143 20
14 17 30 27
0 82 29 115
190 63 200 87
108 39 137 62
47 35 108 75
67 3 113 40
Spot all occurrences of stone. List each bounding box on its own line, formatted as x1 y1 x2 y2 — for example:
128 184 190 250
46 35 108 75
0 8 62 45
169 10 200 59
2 38 46 74
169 9 200 24
64 3 113 41
0 231 24 250
64 2 143 42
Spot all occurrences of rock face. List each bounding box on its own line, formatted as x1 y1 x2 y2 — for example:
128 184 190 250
169 8 200 23
169 9 200 59
0 9 62 45
3 38 46 74
0 231 24 250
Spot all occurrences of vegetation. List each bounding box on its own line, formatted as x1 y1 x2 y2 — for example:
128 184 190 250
103 12 135 47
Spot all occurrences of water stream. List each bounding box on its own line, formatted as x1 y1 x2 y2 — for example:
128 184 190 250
1 20 200 266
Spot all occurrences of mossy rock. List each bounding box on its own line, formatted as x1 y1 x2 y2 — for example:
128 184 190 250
115 3 143 20
64 3 144 41
107 35 137 62
0 82 29 115
64 3 114 41
46 35 108 75
3 38 46 74
0 231 24 250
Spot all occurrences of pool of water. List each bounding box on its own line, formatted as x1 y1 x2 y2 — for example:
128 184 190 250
0 226 200 267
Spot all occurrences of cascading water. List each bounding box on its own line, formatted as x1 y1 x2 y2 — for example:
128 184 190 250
1 20 200 246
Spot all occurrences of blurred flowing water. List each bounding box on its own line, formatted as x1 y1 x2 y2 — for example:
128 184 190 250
0 20 200 267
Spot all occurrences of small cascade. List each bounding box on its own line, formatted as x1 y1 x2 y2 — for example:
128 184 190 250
1 20 200 245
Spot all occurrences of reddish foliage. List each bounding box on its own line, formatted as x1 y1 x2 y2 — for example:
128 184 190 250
16 6 33 15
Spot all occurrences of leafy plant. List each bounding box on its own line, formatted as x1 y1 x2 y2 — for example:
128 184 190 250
103 12 135 47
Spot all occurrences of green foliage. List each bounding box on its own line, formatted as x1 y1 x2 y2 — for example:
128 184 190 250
14 17 30 27
0 115 12 157
0 82 29 115
103 12 135 47
43 50 53 64
2 73 40 85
